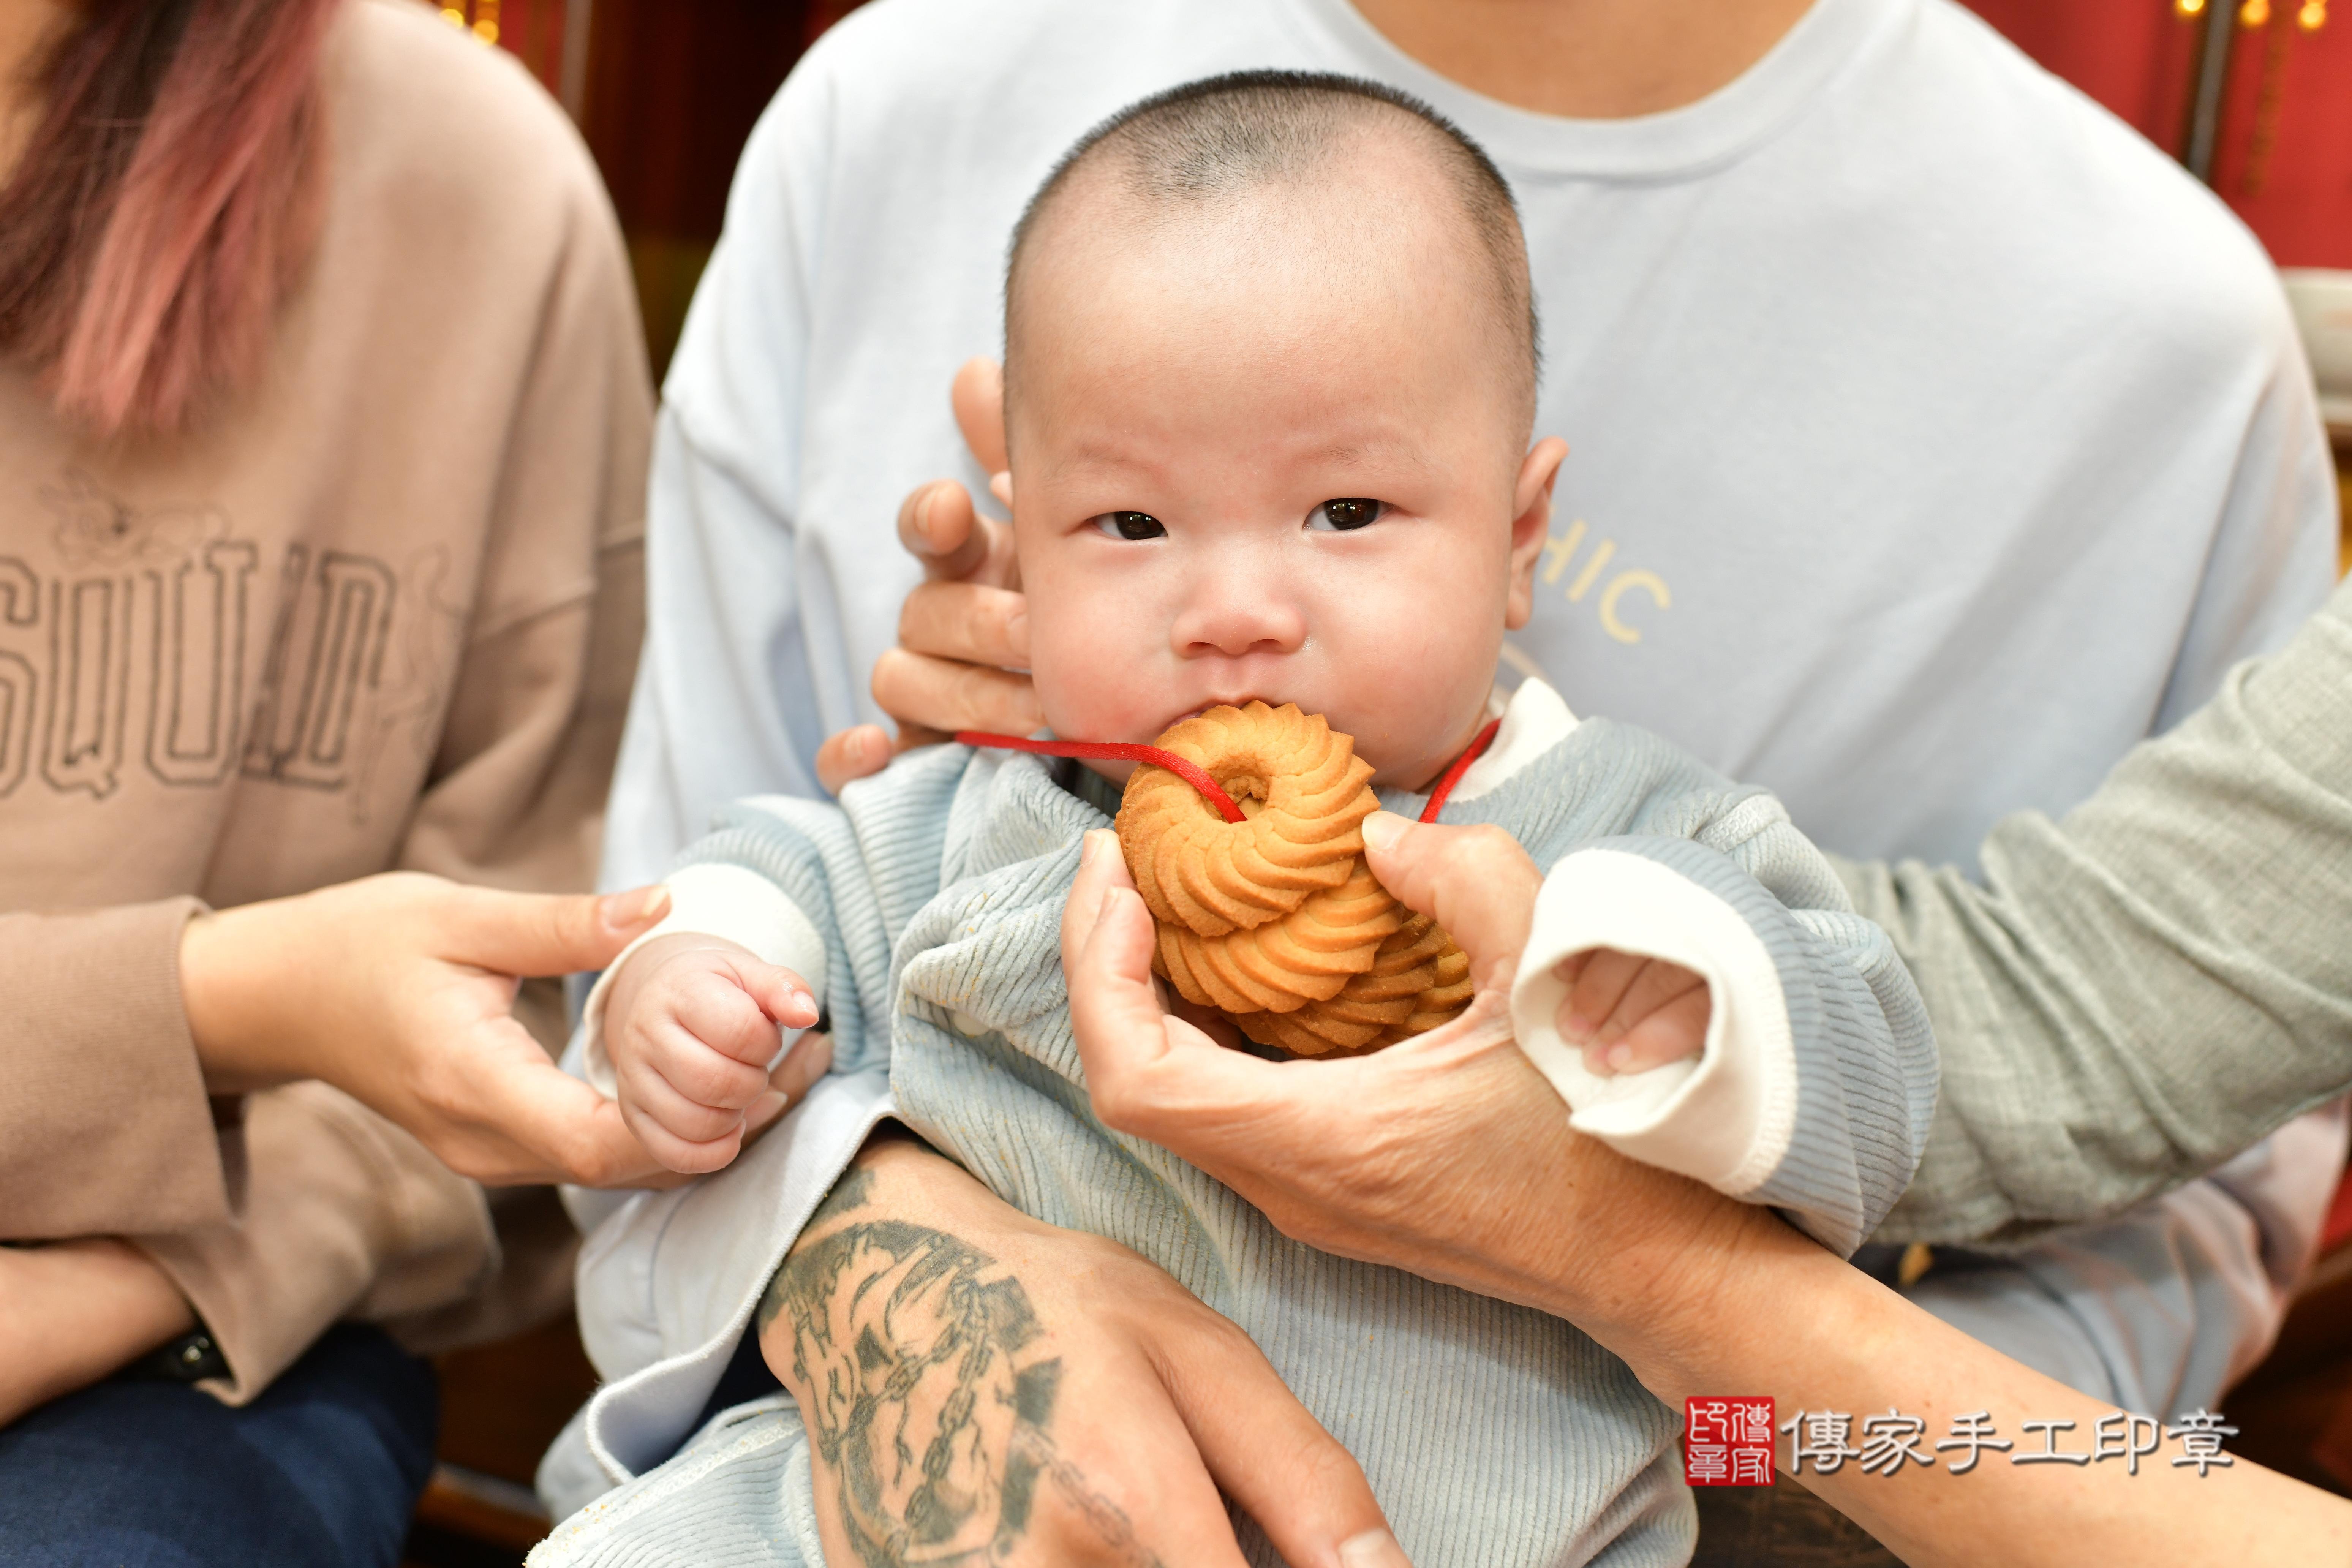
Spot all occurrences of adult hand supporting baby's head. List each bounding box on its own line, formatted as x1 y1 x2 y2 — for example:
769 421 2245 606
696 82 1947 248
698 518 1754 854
816 356 1043 794
1064 817 1782 1396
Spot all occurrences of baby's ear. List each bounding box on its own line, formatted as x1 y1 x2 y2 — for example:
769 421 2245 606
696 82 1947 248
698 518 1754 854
1505 438 1570 629
989 471 1014 511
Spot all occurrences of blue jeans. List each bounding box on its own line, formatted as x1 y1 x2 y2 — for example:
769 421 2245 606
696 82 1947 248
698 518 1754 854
0 1323 436 1568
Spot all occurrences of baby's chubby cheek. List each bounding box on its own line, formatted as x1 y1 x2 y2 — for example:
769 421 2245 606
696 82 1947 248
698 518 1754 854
1024 593 1174 745
1309 604 1502 783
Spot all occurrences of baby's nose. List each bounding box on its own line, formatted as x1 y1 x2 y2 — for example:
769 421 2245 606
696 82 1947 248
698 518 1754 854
1170 574 1308 661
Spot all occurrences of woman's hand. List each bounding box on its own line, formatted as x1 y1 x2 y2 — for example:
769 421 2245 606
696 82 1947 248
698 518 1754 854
1061 816 1778 1380
180 872 677 1189
816 357 1040 794
0 1240 195 1427
758 1131 1410 1568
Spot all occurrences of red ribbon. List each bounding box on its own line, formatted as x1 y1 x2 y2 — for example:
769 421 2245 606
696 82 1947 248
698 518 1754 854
1418 716 1502 823
952 734 1248 822
954 714 1503 826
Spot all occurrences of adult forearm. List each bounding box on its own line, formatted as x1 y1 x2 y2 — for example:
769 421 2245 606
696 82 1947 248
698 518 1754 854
1856 583 2352 1247
1581 1217 2350 1566
0 1240 196 1427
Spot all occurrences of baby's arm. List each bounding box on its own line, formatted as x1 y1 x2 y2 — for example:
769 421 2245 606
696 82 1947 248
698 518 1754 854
570 747 976 1187
1511 813 1937 1258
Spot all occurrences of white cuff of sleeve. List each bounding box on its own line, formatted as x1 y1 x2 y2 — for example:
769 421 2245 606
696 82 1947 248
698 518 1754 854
578 862 831 1099
1509 848 1798 1197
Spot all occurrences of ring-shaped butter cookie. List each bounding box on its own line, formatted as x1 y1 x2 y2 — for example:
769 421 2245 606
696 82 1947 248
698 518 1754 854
1114 702 1473 1056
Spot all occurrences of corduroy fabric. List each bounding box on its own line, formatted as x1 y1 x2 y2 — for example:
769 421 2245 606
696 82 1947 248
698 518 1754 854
532 1398 822 1568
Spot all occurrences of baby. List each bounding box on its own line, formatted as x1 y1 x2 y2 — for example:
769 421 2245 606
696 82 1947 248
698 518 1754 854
552 72 1933 1568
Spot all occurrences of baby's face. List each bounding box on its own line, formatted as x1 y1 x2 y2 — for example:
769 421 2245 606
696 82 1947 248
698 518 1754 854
1007 170 1563 790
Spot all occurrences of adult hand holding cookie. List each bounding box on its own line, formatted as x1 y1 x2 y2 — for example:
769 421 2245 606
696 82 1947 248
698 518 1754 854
1065 811 1703 1318
1065 811 2348 1568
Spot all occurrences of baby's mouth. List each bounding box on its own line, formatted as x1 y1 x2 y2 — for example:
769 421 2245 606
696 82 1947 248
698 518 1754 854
1185 693 1290 720
1143 694 1305 744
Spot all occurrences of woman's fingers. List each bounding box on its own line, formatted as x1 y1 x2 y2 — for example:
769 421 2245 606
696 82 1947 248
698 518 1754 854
1155 1311 1409 1568
1358 815 1541 991
870 645 1045 739
440 882 671 978
179 873 678 1188
401 1016 661 1187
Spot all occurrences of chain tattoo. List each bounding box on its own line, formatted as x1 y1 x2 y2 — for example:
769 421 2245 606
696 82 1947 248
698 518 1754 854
759 1166 1166 1566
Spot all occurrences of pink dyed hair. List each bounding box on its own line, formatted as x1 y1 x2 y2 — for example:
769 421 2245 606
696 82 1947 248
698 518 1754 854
0 0 338 437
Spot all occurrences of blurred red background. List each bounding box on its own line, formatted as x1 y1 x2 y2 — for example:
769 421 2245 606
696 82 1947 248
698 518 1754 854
1968 0 2352 267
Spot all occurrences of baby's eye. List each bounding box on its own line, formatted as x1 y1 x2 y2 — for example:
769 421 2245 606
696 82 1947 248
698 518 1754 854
1090 511 1167 541
1306 498 1385 532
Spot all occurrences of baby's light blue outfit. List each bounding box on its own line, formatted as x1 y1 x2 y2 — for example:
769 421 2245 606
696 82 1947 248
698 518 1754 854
539 690 1933 1567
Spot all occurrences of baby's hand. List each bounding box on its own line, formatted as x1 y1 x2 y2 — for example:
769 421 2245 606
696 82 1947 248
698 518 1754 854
600 932 824 1174
1554 950 1711 1077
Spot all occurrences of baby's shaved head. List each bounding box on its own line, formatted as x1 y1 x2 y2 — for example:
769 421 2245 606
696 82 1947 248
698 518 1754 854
1005 71 1538 430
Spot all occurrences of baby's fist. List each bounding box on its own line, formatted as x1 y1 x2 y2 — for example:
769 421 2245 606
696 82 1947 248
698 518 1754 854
1555 950 1710 1078
601 933 822 1174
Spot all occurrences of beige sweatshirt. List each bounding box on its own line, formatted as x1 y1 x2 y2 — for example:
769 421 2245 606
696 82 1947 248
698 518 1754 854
0 0 650 1400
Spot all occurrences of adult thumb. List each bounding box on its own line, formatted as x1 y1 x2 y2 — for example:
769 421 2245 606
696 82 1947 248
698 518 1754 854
445 885 671 980
1360 814 1541 993
441 1040 665 1188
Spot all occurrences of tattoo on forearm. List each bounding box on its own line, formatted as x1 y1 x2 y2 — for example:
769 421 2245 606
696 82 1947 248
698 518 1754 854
759 1216 1163 1566
806 1162 875 1231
